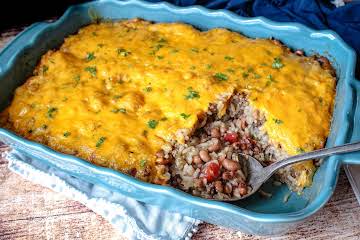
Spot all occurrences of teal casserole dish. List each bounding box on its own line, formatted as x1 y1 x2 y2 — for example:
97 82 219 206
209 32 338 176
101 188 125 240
0 0 359 235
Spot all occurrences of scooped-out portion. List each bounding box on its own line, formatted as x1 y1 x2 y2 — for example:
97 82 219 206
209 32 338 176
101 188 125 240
157 92 313 199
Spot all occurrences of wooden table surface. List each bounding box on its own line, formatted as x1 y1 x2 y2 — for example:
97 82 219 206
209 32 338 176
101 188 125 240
1 28 360 240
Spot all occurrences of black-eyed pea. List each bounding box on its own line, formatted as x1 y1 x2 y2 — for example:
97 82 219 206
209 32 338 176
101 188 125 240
214 181 223 193
222 159 240 171
199 149 210 162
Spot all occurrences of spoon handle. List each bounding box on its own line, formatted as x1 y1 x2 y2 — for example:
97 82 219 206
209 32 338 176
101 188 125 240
264 141 360 176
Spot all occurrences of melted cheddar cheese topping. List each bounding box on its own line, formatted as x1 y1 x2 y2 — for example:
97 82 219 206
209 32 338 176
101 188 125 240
0 19 335 184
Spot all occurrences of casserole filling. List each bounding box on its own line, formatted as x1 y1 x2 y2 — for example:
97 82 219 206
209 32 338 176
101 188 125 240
0 19 336 198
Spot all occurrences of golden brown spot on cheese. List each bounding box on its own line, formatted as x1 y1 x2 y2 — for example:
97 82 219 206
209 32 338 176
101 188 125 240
0 19 335 183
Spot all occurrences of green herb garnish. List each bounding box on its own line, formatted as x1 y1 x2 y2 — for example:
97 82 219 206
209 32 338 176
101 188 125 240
42 65 49 74
153 44 164 51
224 56 234 61
42 124 48 129
156 55 164 60
85 66 97 77
74 75 80 86
227 68 235 73
273 118 283 124
117 48 131 57
63 131 71 137
158 38 167 44
112 108 126 113
140 159 147 168
180 113 191 119
86 52 96 61
113 95 123 100
185 87 200 100
171 49 179 54
254 73 261 79
272 57 284 69
206 64 212 69
47 107 58 118
242 72 249 79
144 86 152 92
96 136 106 148
191 48 199 53
297 147 305 153
266 74 277 86
214 72 228 81
147 120 158 129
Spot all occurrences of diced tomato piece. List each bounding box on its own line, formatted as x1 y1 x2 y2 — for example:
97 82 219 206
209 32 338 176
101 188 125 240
203 161 220 182
224 133 238 143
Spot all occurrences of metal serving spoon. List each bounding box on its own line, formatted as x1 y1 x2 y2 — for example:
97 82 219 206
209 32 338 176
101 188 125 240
224 141 360 201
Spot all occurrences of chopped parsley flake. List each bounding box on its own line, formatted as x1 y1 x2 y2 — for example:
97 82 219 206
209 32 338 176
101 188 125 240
254 73 261 79
158 38 167 44
143 130 148 137
171 49 179 53
117 48 131 57
191 48 199 53
214 72 228 81
297 147 305 153
266 74 277 86
242 72 249 79
206 64 212 69
156 55 164 60
47 107 58 118
140 159 147 168
190 65 196 70
227 68 235 73
42 124 48 129
63 131 71 137
113 95 123 100
147 120 158 129
85 66 97 77
224 56 234 61
153 44 164 51
265 50 272 56
112 108 126 113
86 52 96 61
272 57 284 69
96 137 106 148
42 65 48 74
180 113 191 119
185 87 200 100
144 86 152 92
74 75 80 86
273 118 283 124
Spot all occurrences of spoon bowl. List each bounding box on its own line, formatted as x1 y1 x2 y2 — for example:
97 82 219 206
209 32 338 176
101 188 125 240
219 141 360 202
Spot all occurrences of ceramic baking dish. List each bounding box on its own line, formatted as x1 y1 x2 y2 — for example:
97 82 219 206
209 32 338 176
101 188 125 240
0 0 359 235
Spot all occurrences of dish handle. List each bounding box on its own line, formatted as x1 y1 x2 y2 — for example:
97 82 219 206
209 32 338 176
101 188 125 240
341 79 360 165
